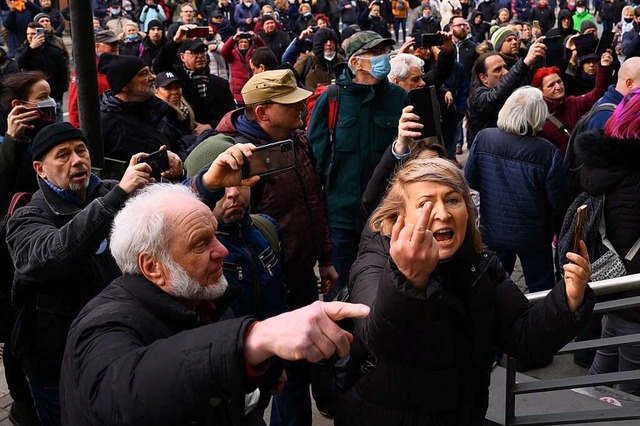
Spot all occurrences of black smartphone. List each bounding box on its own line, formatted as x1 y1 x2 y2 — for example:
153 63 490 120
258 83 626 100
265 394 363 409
310 25 319 32
572 204 587 254
421 33 444 47
542 35 563 68
241 140 295 179
99 157 128 180
137 149 170 181
407 86 442 141
186 26 210 38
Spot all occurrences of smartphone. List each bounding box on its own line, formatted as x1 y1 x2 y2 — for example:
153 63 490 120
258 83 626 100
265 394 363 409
186 26 210 38
572 205 587 254
36 27 45 36
240 140 295 179
310 25 319 32
407 86 442 141
542 35 563 68
532 20 540 27
137 149 170 180
421 33 444 47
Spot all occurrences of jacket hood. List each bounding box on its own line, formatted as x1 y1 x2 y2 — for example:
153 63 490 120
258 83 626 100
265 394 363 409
470 10 484 21
575 130 640 193
312 28 339 59
558 9 574 25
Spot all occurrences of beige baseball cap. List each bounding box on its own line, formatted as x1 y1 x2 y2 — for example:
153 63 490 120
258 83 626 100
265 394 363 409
241 69 312 105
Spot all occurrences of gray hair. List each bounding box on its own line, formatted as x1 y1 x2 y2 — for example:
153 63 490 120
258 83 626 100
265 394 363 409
110 183 199 274
497 86 548 135
388 53 425 82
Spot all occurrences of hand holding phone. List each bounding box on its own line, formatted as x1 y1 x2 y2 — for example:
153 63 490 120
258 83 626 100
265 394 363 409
137 149 170 181
407 86 442 141
421 33 444 47
572 205 587 255
186 26 210 38
240 140 295 179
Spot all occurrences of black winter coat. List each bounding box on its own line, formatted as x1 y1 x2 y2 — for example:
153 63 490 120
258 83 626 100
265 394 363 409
100 91 188 161
339 227 595 425
576 130 640 323
153 40 236 127
60 274 272 425
15 40 69 101
6 177 127 385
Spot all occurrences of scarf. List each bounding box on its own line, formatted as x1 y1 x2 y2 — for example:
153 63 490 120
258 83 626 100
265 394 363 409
184 65 209 99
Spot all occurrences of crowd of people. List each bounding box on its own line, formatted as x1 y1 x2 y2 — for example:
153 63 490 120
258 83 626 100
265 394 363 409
1 0 640 425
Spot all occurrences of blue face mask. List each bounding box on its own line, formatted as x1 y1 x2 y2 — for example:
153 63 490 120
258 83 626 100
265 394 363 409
360 53 391 79
125 34 139 42
111 8 121 16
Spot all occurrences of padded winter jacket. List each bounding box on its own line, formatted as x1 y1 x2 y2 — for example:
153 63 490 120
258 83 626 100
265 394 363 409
220 36 266 103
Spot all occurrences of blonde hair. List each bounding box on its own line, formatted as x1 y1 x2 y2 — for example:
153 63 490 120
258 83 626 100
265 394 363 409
369 157 483 253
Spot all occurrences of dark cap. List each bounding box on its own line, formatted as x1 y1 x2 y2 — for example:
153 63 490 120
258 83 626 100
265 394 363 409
95 30 119 44
147 19 163 30
154 70 181 88
98 53 147 93
33 13 49 23
32 122 88 161
262 14 276 24
345 30 395 59
341 26 358 42
109 0 121 7
179 38 206 53
211 9 223 18
576 0 586 5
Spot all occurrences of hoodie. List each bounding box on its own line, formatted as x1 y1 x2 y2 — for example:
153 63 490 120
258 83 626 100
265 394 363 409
546 9 578 38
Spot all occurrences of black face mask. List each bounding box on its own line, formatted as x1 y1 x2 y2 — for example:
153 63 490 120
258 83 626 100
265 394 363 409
624 17 634 23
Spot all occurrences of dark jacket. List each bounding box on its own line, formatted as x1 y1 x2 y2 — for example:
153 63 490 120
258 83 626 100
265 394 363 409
214 109 332 305
40 5 66 37
455 37 479 78
465 128 568 251
6 176 127 385
477 0 499 21
575 130 640 323
217 212 286 319
153 40 236 127
339 227 594 425
360 13 391 37
293 28 344 91
466 58 530 136
546 9 578 38
4 1 42 57
15 39 69 101
413 15 440 34
234 1 260 31
140 34 165 67
622 24 640 58
60 274 269 425
531 4 555 35
100 91 187 161
258 29 291 64
586 84 622 131
307 63 408 231
0 132 38 213
469 11 490 43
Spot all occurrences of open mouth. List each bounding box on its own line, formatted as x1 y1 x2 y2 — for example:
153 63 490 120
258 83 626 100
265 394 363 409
70 170 87 180
433 228 454 242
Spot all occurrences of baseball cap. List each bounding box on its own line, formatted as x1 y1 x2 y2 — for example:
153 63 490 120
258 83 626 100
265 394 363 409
95 30 119 44
179 39 206 54
154 71 181 88
241 69 312 105
211 9 223 18
345 30 395 59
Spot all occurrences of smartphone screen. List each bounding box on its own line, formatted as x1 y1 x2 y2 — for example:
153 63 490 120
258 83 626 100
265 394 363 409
186 26 210 38
241 140 295 179
572 205 587 254
421 33 444 47
407 86 442 141
542 36 563 68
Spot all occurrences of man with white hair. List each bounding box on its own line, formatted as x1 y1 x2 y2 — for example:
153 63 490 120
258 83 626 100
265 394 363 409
465 86 568 293
388 53 426 91
59 143 370 425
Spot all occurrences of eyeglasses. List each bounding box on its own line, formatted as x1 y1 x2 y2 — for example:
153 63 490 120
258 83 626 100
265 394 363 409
451 23 469 28
185 50 206 57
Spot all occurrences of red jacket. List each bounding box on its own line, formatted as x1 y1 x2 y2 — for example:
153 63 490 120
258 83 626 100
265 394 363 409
220 36 266 103
68 56 110 128
538 65 611 156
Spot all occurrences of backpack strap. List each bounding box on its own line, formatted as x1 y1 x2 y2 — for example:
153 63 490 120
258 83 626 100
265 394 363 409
325 83 339 190
547 113 572 138
301 55 313 83
7 192 32 216
250 214 281 260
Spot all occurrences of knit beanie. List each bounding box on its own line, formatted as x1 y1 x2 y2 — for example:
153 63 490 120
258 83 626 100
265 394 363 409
32 122 88 161
185 135 237 178
98 53 147 94
262 14 276 24
147 19 163 30
580 19 597 34
491 27 516 52
33 12 49 23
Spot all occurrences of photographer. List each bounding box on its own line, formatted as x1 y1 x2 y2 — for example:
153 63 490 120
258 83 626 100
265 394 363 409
221 29 267 105
138 0 167 32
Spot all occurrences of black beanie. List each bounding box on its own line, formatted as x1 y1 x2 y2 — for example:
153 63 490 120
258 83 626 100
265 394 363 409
32 122 88 161
98 53 147 94
147 19 163 30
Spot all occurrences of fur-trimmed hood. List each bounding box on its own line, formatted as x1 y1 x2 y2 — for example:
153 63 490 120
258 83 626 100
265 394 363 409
575 129 640 194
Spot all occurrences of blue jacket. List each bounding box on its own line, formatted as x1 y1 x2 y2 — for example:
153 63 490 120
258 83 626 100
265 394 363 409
217 212 286 320
586 84 622 131
465 128 568 251
234 2 260 31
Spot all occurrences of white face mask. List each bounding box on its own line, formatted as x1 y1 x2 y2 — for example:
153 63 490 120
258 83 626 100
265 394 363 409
576 6 585 13
324 52 336 61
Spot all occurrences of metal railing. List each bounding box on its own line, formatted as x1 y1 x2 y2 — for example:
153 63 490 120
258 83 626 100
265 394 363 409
504 273 640 425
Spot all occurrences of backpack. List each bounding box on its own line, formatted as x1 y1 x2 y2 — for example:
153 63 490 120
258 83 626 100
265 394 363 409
0 192 32 341
305 83 339 188
564 102 616 199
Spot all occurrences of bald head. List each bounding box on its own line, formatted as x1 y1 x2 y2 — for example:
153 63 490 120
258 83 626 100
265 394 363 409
616 57 640 96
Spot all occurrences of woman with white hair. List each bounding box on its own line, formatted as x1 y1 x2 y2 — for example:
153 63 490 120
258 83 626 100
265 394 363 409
388 53 426 91
465 86 569 293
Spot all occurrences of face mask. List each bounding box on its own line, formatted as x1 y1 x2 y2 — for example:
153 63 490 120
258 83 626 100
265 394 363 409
125 34 139 42
359 53 391 79
625 17 634 23
26 98 57 129
304 12 312 17
576 7 585 13
244 1 252 6
324 52 336 61
111 9 121 16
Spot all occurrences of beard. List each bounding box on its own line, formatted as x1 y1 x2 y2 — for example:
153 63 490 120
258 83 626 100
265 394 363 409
164 256 228 301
